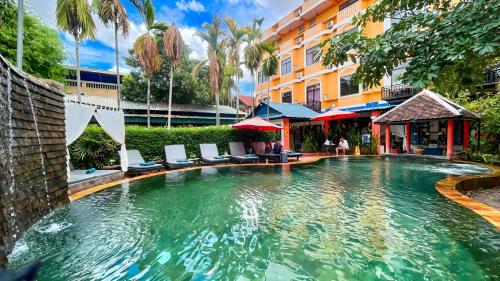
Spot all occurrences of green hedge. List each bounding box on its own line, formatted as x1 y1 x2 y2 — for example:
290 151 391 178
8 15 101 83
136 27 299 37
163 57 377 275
70 125 276 168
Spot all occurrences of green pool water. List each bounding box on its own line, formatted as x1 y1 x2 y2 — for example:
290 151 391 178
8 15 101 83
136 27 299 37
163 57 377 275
8 157 500 280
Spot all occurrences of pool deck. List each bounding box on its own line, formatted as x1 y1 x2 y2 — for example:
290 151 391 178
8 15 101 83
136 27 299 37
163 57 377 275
68 154 500 231
435 161 500 230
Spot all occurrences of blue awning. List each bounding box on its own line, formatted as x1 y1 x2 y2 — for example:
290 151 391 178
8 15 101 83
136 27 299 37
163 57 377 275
335 101 394 113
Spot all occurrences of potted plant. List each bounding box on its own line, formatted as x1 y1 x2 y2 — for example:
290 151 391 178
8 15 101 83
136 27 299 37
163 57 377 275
414 145 424 155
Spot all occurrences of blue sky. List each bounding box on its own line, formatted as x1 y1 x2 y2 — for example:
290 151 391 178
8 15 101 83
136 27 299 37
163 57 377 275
25 0 302 96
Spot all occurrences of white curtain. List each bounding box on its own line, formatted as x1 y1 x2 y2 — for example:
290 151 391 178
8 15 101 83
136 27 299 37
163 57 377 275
94 109 128 172
391 125 407 151
65 103 96 177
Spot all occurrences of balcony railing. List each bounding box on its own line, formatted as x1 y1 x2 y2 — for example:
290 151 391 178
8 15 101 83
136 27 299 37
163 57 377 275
304 24 321 39
483 67 500 85
262 27 277 41
66 79 118 90
279 39 294 52
278 12 299 30
303 0 322 11
382 84 418 101
338 1 361 23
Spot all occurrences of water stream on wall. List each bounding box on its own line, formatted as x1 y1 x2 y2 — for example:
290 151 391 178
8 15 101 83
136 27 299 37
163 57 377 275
22 78 51 212
6 68 19 238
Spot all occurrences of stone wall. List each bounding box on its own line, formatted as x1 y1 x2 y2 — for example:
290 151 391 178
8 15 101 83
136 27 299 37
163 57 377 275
0 55 69 266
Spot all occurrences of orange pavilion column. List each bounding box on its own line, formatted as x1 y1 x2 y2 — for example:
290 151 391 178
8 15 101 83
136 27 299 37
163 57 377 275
463 120 470 151
371 111 381 155
283 118 290 150
324 120 330 139
447 119 455 158
406 122 411 154
385 125 391 154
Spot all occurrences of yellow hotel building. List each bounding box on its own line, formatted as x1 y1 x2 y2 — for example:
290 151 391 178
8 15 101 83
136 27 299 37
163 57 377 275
255 0 406 112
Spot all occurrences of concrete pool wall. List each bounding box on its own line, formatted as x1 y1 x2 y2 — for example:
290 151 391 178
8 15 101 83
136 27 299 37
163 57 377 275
0 55 69 266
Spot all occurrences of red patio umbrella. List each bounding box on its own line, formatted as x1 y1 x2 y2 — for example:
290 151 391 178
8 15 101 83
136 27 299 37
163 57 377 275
310 108 360 121
232 117 282 131
310 108 360 139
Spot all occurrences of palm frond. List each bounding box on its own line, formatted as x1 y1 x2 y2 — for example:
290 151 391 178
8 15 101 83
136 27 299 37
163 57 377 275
191 59 208 77
164 24 185 67
143 0 155 30
134 33 161 76
57 0 96 40
93 0 130 36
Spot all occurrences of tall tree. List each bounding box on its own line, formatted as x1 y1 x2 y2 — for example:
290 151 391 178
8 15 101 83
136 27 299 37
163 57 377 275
56 0 96 102
196 17 225 126
121 45 212 105
320 0 500 96
225 17 246 120
260 41 278 120
0 0 66 81
92 0 130 109
243 16 264 117
131 0 167 127
16 0 23 69
163 20 185 130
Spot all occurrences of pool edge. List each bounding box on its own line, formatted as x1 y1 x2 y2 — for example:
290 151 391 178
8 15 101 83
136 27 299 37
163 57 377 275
435 161 500 231
68 154 335 201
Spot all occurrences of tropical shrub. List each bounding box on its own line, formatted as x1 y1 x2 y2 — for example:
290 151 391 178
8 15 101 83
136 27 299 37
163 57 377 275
70 125 273 168
69 125 119 168
465 149 500 165
301 127 325 153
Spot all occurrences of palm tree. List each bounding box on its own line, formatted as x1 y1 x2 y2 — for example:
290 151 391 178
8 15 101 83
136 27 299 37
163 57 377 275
196 17 225 126
131 0 167 128
260 41 278 120
92 0 130 110
163 20 185 130
56 0 96 103
225 17 246 120
243 17 264 117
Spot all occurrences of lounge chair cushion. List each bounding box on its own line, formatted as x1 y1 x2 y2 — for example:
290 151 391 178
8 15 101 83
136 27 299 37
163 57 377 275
128 163 163 169
140 162 156 166
86 168 96 174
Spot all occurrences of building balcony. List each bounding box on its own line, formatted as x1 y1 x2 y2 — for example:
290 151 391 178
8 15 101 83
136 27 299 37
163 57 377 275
478 65 499 91
382 84 418 102
66 79 118 90
303 0 322 11
279 39 294 53
304 24 322 39
262 26 278 42
338 1 361 23
277 11 302 34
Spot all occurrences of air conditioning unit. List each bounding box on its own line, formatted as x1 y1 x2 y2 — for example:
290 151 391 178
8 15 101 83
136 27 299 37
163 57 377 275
327 20 335 29
295 8 302 17
297 72 304 79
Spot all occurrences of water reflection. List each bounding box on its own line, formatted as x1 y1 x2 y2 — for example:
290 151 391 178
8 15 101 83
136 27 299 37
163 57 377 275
8 158 500 280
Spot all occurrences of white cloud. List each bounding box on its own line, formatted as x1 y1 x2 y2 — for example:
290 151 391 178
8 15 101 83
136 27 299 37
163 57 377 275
179 27 207 60
176 0 206 13
108 64 131 75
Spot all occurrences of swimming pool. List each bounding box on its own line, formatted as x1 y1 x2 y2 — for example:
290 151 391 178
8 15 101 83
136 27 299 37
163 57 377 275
8 158 500 280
